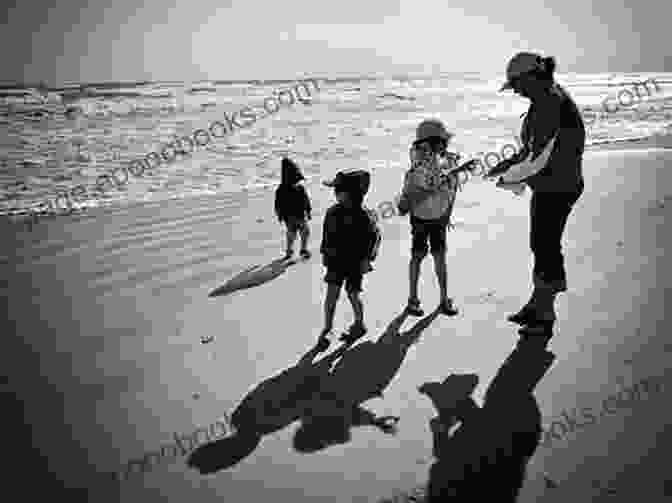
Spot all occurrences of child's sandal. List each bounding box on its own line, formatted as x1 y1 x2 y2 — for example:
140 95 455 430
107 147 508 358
339 323 367 344
405 299 424 317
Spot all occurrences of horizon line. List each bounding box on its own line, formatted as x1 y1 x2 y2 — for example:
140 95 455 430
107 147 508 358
2 70 671 91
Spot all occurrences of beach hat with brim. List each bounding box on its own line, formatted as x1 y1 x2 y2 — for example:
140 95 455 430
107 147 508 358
323 172 348 189
500 52 544 91
323 170 371 195
413 119 454 145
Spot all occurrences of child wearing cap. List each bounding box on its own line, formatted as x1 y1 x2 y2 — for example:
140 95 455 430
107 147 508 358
397 119 461 317
318 170 378 351
274 157 312 260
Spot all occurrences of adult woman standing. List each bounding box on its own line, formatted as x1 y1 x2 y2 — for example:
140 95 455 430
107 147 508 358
488 53 585 336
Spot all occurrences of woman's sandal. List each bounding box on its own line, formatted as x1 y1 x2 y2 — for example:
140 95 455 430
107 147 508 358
507 306 538 325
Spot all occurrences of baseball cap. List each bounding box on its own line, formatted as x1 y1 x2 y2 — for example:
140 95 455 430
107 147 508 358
500 52 545 91
414 119 454 145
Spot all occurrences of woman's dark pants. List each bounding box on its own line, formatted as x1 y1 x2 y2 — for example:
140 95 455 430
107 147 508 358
529 190 581 290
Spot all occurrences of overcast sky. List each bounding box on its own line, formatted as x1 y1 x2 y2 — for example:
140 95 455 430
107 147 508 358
1 0 669 85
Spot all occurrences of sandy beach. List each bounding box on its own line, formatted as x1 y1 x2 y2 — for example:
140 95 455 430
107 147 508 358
2 138 671 502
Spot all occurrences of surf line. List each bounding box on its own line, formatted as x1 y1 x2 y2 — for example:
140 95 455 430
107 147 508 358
31 79 322 218
112 412 236 483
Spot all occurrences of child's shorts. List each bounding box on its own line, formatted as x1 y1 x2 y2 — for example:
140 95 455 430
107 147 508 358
285 216 308 233
410 215 447 255
324 266 363 293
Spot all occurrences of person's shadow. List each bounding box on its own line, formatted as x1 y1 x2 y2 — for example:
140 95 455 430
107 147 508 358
187 309 440 473
292 308 441 453
420 335 556 502
186 338 351 474
208 257 305 298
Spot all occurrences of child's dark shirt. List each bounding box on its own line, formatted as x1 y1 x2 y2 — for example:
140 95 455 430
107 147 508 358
320 203 374 269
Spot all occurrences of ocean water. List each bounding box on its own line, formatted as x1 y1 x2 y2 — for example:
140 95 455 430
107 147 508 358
1 72 671 219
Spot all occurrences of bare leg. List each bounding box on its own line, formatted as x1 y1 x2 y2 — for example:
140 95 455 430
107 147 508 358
286 228 297 255
299 223 310 252
432 251 448 302
323 283 341 334
347 290 364 326
409 253 424 301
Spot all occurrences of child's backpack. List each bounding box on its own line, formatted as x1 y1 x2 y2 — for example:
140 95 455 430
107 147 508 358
363 207 382 262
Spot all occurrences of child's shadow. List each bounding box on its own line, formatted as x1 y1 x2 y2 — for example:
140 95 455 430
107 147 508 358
422 336 556 502
208 257 301 298
186 309 441 473
186 338 352 474
292 308 441 453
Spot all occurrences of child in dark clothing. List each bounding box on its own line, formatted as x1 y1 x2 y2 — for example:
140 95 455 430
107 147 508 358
274 157 312 260
318 170 377 351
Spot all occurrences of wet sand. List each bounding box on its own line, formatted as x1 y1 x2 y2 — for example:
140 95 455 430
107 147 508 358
2 142 671 502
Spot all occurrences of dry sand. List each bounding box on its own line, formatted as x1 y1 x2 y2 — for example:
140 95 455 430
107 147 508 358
2 142 671 502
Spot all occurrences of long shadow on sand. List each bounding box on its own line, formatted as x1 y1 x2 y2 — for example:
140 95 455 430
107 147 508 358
186 309 440 473
420 335 556 502
292 308 441 453
186 336 345 473
208 257 306 298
